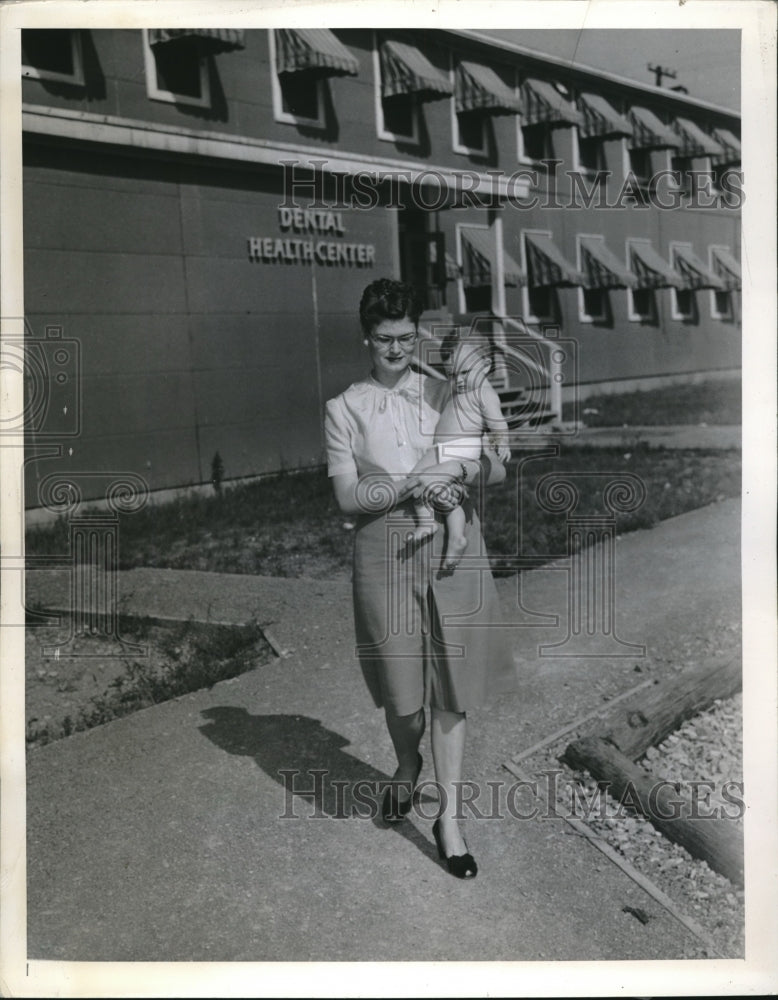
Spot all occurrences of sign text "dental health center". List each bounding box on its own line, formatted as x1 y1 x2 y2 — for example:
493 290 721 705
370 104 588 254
248 208 376 267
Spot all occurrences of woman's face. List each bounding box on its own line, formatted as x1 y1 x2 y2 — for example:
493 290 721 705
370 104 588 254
366 316 418 383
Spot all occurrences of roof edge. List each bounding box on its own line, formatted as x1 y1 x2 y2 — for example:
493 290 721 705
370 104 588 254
446 29 740 121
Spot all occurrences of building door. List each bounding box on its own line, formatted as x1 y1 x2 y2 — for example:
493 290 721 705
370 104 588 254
398 206 446 311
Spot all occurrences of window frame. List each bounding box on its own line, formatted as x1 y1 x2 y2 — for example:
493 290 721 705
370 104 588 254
455 223 490 314
373 33 421 144
22 28 85 86
450 55 489 156
627 146 652 191
669 242 696 320
572 128 606 185
575 234 609 323
143 28 211 109
517 118 552 165
671 153 696 197
625 239 659 323
268 29 326 128
520 228 556 324
708 244 735 321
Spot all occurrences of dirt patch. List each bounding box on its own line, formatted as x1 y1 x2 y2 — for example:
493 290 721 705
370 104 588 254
25 616 273 750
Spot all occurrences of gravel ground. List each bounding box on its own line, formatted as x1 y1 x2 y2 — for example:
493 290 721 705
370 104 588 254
517 685 744 959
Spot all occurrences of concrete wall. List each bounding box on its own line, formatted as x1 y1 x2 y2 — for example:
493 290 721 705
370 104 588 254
21 28 741 503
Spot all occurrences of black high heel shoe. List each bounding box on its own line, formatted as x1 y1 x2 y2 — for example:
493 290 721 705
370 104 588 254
432 819 478 879
382 753 423 823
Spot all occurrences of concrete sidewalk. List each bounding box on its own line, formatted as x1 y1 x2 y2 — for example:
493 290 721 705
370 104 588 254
24 499 741 963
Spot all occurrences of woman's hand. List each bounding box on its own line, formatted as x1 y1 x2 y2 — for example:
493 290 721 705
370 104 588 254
394 475 423 504
423 477 467 514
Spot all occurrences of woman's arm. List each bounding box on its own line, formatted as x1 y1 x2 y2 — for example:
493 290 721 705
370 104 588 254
331 470 422 516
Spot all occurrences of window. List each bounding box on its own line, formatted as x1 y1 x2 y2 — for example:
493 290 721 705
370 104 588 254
454 110 487 155
673 288 695 320
669 244 705 321
711 289 733 320
576 236 608 323
143 29 210 108
625 241 659 323
671 154 695 196
581 288 606 320
627 288 656 323
527 286 554 322
628 147 651 189
520 232 555 323
381 96 417 140
576 134 606 186
709 246 737 320
268 29 325 127
22 29 84 85
456 225 491 313
519 123 551 162
374 37 419 142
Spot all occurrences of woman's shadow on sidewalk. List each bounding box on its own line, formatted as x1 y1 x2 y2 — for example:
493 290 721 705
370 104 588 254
198 706 440 864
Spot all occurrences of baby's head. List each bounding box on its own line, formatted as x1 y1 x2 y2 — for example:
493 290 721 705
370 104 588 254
445 340 492 392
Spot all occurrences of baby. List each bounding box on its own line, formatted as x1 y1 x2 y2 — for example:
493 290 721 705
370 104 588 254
411 339 510 569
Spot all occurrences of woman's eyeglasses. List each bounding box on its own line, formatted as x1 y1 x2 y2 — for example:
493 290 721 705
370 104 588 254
369 333 417 352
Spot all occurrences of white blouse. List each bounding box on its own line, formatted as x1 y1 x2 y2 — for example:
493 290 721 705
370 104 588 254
324 368 448 479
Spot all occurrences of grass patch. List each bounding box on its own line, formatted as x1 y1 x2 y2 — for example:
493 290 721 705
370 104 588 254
26 616 271 749
565 379 741 427
480 446 740 575
26 449 741 581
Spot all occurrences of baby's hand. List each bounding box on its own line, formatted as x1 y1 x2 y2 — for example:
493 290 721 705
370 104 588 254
489 433 511 464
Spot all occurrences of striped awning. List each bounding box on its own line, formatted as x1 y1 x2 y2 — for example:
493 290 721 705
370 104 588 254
628 106 680 150
673 117 724 158
521 78 581 127
455 61 523 115
712 128 741 165
525 233 585 288
580 237 638 290
673 246 727 291
275 28 359 76
711 247 741 291
578 92 632 139
629 242 685 289
148 29 246 53
461 228 523 287
380 40 452 100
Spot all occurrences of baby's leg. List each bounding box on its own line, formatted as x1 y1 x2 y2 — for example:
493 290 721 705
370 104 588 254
444 503 468 569
408 454 467 542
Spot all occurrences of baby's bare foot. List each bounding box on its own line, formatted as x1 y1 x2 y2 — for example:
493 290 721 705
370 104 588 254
444 535 468 569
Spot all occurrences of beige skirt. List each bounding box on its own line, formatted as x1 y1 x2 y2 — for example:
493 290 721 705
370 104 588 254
351 497 519 715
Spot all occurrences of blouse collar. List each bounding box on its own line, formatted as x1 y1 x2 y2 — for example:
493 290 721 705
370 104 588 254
367 367 415 393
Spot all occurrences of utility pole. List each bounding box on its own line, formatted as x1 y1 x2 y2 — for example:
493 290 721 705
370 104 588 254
647 63 677 88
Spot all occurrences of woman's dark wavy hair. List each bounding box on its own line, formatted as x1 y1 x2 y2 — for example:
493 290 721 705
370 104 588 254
359 278 422 335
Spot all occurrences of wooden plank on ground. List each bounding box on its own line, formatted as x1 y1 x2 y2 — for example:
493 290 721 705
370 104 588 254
591 653 741 761
562 737 744 887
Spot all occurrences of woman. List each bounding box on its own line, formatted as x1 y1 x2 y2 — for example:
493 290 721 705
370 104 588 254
324 278 518 878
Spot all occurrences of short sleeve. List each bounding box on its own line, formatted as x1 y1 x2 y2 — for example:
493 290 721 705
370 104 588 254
324 398 358 478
